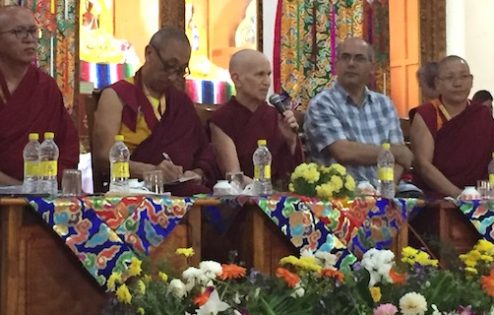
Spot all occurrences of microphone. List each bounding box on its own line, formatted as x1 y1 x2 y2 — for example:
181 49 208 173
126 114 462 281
268 94 287 115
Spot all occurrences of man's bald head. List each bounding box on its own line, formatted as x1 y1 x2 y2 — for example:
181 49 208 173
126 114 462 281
337 37 374 62
0 5 34 29
229 49 268 74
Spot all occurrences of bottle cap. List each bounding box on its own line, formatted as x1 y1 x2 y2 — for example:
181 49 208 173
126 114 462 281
257 139 267 146
115 135 124 142
44 132 54 139
28 133 39 141
382 142 390 150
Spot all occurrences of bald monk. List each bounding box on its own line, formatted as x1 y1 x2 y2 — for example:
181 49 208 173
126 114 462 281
209 49 303 185
0 6 79 185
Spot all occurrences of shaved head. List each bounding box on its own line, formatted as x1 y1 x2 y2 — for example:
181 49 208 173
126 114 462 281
229 49 268 74
437 55 470 76
0 5 34 29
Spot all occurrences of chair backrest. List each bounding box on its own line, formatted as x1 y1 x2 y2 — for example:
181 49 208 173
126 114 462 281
85 89 105 193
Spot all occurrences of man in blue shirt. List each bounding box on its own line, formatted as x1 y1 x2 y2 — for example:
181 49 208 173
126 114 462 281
304 37 412 186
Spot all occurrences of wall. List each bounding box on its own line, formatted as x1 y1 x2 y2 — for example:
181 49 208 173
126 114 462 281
114 0 160 67
446 0 494 97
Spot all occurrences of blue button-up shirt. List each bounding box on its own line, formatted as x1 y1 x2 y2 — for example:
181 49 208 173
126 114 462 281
304 83 404 186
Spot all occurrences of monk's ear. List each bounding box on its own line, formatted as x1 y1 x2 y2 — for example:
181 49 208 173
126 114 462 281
144 45 152 62
230 72 241 86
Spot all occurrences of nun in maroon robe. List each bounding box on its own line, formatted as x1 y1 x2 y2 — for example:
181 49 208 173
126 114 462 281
209 96 303 186
0 65 79 183
410 100 494 198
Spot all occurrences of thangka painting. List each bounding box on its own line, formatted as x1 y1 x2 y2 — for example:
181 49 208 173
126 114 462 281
273 0 389 110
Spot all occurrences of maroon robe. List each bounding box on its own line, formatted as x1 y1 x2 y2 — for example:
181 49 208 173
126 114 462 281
0 65 79 182
110 72 219 196
209 97 303 184
410 101 494 198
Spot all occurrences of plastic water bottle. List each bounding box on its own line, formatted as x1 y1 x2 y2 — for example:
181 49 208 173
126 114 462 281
22 133 40 193
252 139 273 195
39 132 59 195
488 152 494 186
109 135 130 192
377 142 395 199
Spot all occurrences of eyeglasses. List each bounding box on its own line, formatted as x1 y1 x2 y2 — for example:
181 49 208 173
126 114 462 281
0 26 40 40
437 74 473 84
151 44 190 78
337 53 370 64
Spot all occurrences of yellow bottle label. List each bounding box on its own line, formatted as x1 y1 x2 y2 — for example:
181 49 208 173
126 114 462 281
24 161 39 177
378 167 394 181
112 162 129 178
254 165 271 180
40 161 57 177
490 174 494 186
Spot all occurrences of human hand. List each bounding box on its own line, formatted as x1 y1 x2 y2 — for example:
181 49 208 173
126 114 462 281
278 110 299 144
157 160 183 182
183 170 203 183
391 144 413 171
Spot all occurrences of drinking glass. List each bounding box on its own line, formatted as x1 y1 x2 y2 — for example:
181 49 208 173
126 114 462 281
144 169 164 194
477 180 492 200
61 169 82 196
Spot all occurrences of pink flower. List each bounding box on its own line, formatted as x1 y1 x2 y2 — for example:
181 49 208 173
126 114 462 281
374 303 398 315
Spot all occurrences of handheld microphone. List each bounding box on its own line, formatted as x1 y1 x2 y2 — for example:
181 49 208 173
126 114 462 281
268 94 287 115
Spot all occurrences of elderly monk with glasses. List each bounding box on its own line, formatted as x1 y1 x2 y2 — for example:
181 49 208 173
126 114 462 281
410 55 494 198
93 26 218 195
0 5 79 185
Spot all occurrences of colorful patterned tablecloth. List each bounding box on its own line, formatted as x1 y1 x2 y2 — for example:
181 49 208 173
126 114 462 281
28 195 194 288
27 194 419 287
459 200 494 241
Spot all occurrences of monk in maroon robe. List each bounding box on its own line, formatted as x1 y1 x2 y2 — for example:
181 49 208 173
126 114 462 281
209 49 303 186
0 7 79 184
93 27 218 196
410 55 494 199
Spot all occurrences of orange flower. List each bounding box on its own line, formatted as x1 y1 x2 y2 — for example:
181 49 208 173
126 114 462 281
481 269 494 297
389 267 407 285
321 268 345 283
276 267 300 288
194 287 213 306
219 264 247 280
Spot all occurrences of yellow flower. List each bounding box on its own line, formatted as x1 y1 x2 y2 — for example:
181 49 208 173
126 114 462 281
159 271 169 282
480 255 494 263
463 259 477 268
344 175 355 191
116 284 132 304
107 271 122 292
280 255 299 266
330 175 343 192
128 257 142 277
298 256 322 273
136 279 146 295
465 267 478 275
303 165 320 183
288 183 295 192
370 286 382 303
316 183 334 200
142 274 152 283
329 163 346 176
176 247 195 257
137 308 145 315
475 239 494 253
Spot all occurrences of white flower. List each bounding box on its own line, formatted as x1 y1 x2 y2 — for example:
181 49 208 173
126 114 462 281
399 292 428 315
314 250 338 268
431 304 442 315
300 248 314 258
290 283 305 298
182 267 209 291
169 279 187 299
196 289 230 315
362 249 395 287
199 260 223 280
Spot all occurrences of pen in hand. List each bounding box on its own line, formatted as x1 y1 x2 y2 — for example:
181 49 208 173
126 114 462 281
162 152 173 163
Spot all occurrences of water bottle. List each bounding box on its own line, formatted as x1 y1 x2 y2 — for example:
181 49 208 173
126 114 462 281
22 133 40 193
109 135 130 192
252 139 273 195
377 142 395 199
39 132 59 195
488 152 494 186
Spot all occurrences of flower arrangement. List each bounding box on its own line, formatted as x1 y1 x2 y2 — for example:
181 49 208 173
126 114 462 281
288 162 356 200
103 241 494 315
